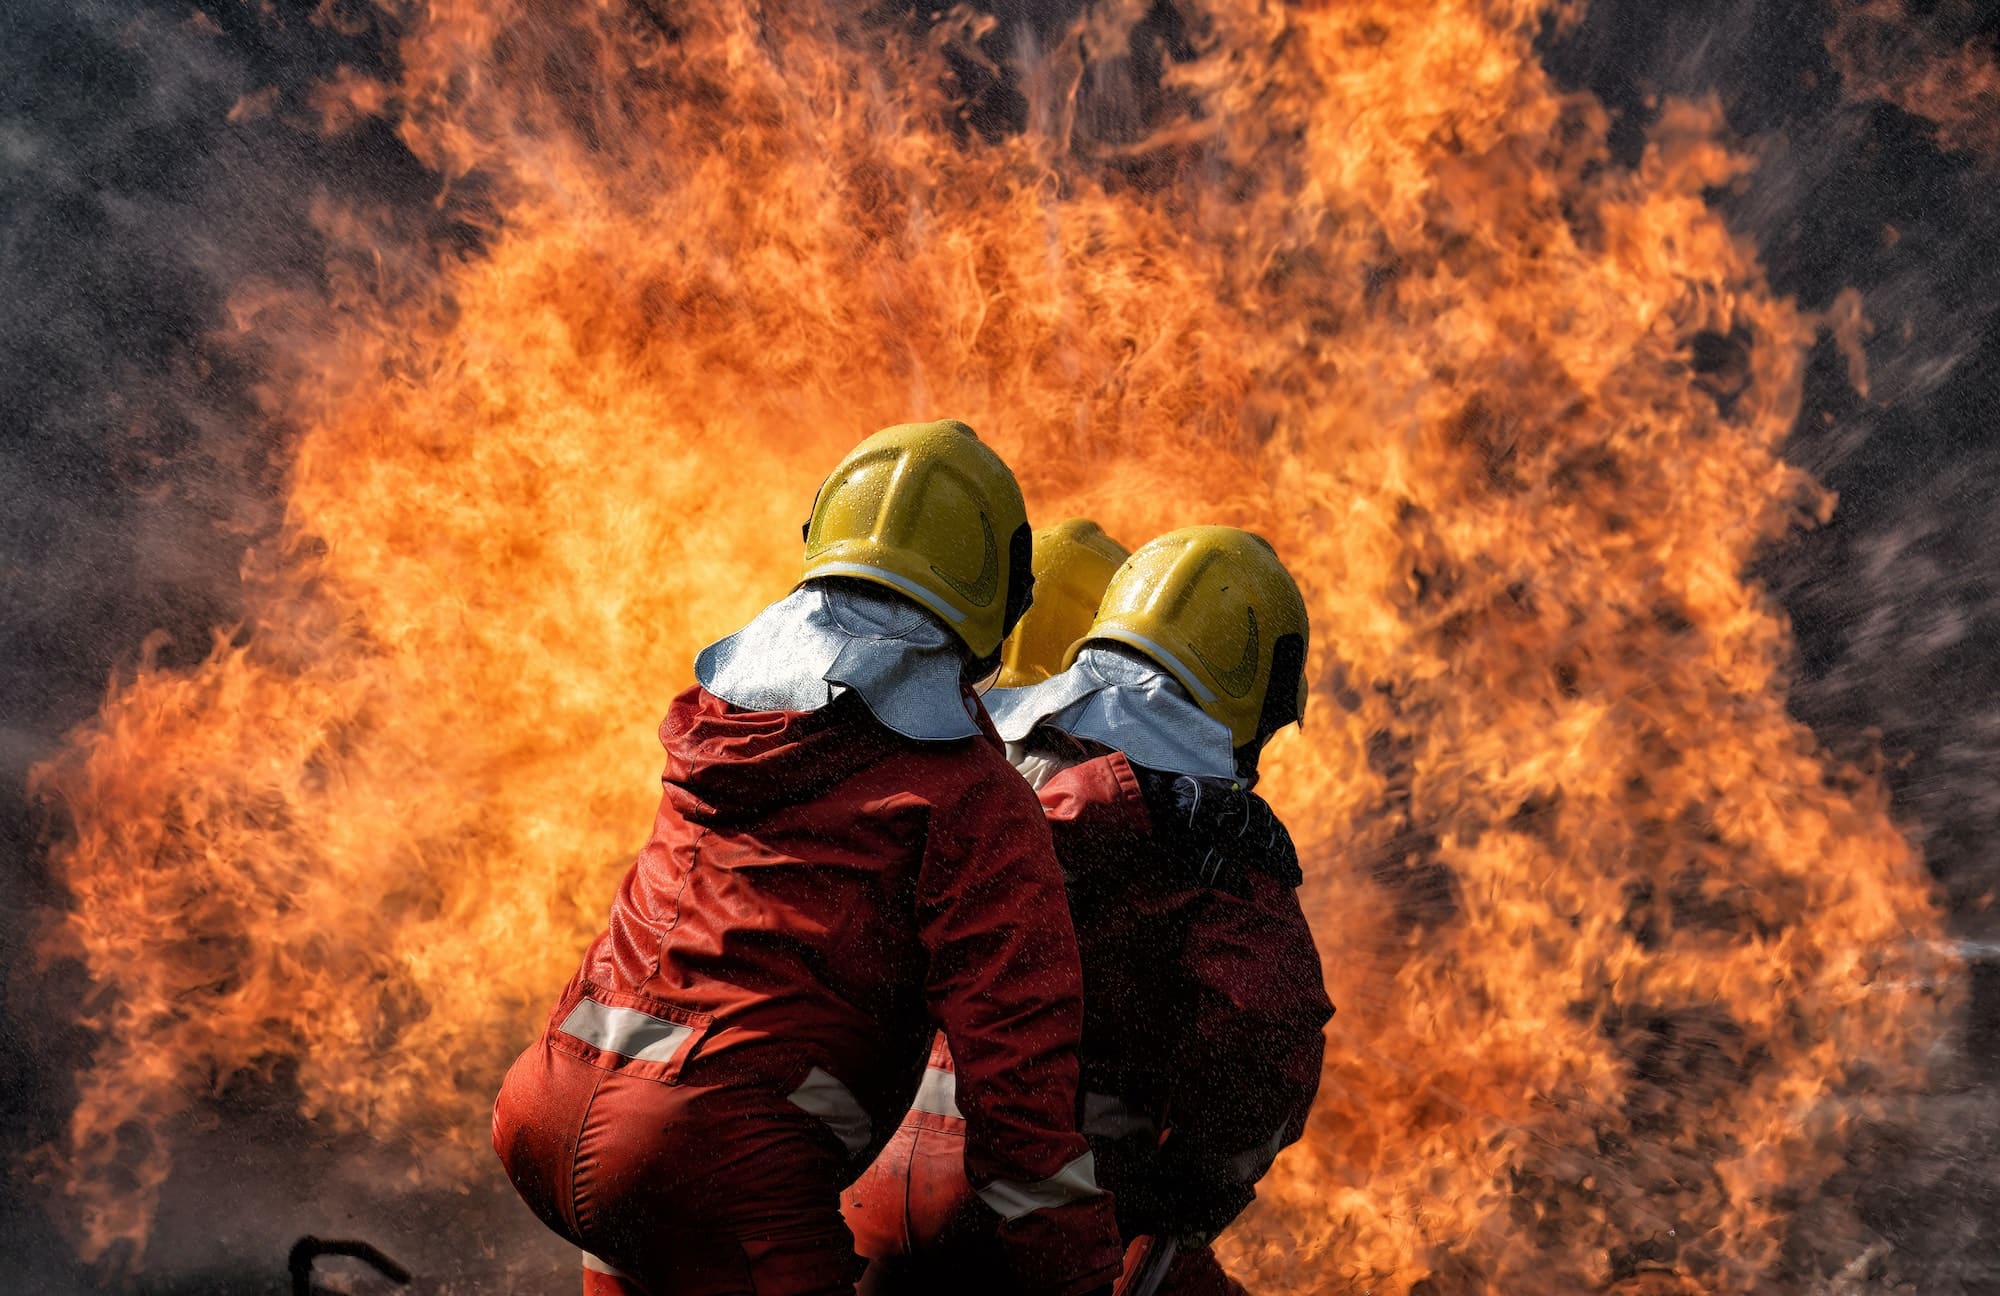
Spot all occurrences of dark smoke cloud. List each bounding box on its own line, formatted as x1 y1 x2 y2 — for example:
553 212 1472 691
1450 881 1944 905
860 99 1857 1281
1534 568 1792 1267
0 0 464 754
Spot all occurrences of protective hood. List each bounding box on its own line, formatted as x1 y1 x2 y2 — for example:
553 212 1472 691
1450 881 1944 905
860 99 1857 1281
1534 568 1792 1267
661 686 900 823
695 583 982 742
984 644 1238 780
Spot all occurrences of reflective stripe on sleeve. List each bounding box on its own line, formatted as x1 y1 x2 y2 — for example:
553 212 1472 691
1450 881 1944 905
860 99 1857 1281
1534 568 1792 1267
787 1066 874 1155
911 1065 963 1118
581 1251 626 1276
1228 1124 1291 1183
557 999 694 1064
976 1150 1103 1221
1081 1091 1157 1141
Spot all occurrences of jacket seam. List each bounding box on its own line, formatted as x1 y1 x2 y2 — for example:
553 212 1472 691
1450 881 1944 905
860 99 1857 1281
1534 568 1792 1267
565 1062 610 1242
649 828 701 982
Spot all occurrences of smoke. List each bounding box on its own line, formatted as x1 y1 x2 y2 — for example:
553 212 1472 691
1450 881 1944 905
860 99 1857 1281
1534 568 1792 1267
3 0 266 767
0 0 485 760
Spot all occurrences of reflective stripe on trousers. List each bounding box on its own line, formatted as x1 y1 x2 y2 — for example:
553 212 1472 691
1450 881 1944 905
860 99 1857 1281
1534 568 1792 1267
911 1065 963 1119
787 1066 874 1155
558 998 696 1064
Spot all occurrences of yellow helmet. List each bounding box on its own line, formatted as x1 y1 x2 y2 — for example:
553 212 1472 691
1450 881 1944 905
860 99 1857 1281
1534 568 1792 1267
802 420 1034 662
996 519 1131 688
1075 526 1309 750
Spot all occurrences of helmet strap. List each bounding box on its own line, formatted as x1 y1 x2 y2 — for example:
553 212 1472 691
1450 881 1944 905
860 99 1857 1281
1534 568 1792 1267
1233 739 1265 790
998 521 1036 641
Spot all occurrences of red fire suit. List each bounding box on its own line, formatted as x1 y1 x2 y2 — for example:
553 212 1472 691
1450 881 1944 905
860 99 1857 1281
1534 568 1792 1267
843 752 1332 1295
492 686 1124 1296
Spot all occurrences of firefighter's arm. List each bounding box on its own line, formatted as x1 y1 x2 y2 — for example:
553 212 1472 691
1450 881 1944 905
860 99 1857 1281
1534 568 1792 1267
915 761 1125 1296
1135 873 1332 1242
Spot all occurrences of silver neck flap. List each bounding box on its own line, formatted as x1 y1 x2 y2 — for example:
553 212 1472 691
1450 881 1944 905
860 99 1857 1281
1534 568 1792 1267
695 583 982 742
984 645 1237 779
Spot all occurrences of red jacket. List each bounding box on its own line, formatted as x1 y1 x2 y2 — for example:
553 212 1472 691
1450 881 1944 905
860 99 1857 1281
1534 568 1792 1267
845 749 1331 1282
564 685 1122 1292
1037 752 1332 1240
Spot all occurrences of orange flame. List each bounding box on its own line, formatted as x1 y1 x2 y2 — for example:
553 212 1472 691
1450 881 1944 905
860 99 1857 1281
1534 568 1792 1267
33 1 1952 1289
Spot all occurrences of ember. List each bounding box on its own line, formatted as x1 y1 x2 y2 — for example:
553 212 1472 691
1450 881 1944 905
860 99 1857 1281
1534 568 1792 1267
16 0 1965 1291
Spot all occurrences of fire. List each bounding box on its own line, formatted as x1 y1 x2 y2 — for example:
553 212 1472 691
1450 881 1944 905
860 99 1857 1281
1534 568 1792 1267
32 0 1950 1290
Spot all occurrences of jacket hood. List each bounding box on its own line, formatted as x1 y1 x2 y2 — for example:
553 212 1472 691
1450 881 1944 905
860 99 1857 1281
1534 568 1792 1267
1135 762 1304 891
1049 751 1305 893
660 685 903 823
986 645 1238 780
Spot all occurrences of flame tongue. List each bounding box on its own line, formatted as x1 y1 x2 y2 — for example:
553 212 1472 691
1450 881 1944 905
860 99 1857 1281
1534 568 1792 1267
34 1 1950 1289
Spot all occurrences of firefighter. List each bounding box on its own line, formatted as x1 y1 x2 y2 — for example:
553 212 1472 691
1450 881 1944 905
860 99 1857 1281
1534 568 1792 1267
843 526 1333 1296
838 515 1128 1290
995 519 1131 690
491 421 1125 1296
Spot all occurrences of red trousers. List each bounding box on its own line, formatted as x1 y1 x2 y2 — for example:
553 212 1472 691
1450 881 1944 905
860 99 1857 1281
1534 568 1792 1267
493 1040 865 1295
843 1083 1247 1296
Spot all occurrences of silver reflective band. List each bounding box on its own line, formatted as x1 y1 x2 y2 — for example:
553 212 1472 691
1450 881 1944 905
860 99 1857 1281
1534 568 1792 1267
976 1150 1102 1221
1102 630 1217 703
558 998 693 1065
911 1065 963 1118
1081 1091 1156 1141
1228 1124 1291 1183
788 1066 874 1155
807 561 968 623
582 1251 626 1276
